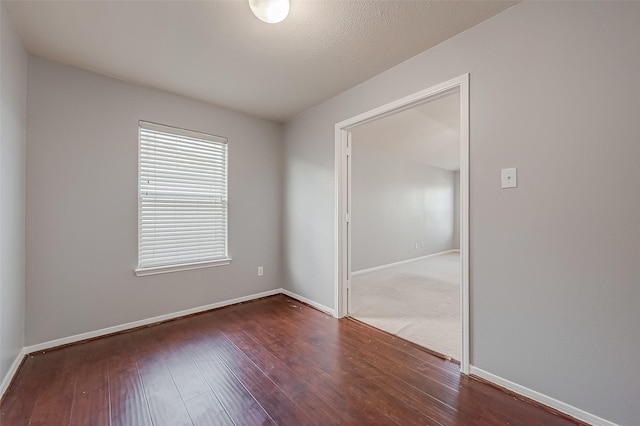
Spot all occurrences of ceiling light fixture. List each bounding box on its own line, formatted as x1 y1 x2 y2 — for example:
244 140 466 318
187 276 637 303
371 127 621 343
249 0 290 24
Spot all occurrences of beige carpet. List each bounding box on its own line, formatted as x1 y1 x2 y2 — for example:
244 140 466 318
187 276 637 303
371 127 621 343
350 251 460 360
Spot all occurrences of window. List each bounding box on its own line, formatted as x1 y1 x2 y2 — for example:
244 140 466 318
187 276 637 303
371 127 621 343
136 121 230 276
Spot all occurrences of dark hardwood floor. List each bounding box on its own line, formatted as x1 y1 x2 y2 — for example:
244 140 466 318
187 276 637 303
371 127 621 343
1 295 583 425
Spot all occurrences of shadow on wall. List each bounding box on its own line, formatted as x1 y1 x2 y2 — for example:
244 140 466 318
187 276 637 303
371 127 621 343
284 158 334 300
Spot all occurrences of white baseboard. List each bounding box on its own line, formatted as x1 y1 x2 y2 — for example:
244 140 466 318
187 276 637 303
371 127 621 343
24 288 282 354
0 348 27 399
352 249 459 276
469 366 618 426
280 289 336 317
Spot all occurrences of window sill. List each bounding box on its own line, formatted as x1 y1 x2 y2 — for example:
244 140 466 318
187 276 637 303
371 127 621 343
135 258 232 277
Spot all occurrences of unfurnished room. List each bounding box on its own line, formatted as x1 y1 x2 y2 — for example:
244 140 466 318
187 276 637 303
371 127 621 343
1 1 639 425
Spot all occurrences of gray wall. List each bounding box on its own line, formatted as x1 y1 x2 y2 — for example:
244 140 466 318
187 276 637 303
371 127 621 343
453 170 460 250
26 57 283 346
0 2 27 383
351 143 455 271
283 2 640 424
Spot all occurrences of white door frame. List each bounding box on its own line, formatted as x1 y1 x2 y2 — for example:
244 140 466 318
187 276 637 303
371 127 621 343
334 74 470 374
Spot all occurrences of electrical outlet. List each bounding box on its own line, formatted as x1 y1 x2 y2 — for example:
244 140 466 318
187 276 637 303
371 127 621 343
258 266 264 276
415 243 419 249
421 242 424 248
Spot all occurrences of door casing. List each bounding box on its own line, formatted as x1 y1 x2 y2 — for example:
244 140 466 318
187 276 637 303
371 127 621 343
334 74 470 374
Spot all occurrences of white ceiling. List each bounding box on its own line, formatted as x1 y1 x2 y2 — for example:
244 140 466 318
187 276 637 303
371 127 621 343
351 90 460 171
5 0 515 122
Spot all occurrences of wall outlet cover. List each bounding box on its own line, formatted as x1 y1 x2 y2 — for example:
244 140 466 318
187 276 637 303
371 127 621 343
501 167 517 189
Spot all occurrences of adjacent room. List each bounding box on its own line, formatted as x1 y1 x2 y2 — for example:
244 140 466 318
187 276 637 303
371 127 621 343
349 90 462 361
1 1 639 425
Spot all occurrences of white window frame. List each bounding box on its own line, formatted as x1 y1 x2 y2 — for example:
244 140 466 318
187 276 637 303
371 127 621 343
135 121 231 276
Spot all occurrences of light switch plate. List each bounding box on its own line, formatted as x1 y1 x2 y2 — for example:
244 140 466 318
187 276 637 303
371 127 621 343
501 167 517 188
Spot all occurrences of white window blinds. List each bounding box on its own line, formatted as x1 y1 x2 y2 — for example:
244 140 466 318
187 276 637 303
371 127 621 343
136 121 229 275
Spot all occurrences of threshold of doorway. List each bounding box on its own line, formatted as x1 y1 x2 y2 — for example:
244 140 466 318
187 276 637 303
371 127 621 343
346 316 460 365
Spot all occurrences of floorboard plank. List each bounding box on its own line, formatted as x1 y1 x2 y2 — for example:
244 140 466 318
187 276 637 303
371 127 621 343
206 335 315 425
0 355 43 424
189 336 275 426
134 327 194 426
212 316 352 425
183 390 235 426
68 338 111 426
108 333 154 426
26 348 79 426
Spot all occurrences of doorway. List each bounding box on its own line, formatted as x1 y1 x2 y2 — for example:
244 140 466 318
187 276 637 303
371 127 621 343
335 74 470 373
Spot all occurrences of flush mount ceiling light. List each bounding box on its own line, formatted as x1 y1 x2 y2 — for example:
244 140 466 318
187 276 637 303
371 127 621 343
249 0 290 24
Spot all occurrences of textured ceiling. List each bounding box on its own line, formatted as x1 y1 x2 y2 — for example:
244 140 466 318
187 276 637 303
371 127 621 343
5 0 515 122
351 90 460 171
